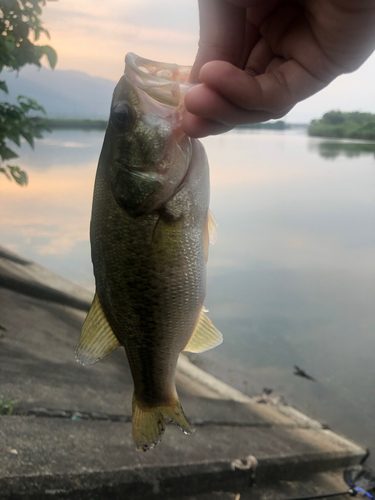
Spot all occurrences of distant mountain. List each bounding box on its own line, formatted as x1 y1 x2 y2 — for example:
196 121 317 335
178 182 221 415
1 66 117 119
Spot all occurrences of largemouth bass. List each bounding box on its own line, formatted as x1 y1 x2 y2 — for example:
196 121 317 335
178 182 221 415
75 53 222 451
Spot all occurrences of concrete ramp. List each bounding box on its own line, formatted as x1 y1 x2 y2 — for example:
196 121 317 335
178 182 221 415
0 247 367 499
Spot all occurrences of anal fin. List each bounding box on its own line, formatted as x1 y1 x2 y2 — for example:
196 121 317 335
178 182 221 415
75 293 121 366
183 307 223 353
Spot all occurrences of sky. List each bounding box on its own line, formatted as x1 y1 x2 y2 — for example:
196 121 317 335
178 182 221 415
28 0 375 122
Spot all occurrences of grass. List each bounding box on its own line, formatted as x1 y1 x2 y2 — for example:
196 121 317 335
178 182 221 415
0 398 19 416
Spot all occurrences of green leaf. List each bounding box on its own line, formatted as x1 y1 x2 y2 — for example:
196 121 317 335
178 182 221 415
0 167 12 181
7 132 21 147
41 45 57 69
0 146 19 161
8 165 28 186
35 26 50 41
21 131 34 148
17 95 46 113
19 101 31 113
4 35 16 54
0 0 55 188
0 81 9 94
13 21 30 41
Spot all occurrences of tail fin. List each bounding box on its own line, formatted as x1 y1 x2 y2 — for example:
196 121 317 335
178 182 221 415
132 394 191 452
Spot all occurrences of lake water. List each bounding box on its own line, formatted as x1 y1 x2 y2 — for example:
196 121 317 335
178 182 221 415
1 129 375 463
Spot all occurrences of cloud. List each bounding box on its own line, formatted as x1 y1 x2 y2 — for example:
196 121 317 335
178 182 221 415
35 1 375 118
119 0 199 33
41 0 198 80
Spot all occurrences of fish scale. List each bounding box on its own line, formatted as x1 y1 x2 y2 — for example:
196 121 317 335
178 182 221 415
75 53 222 451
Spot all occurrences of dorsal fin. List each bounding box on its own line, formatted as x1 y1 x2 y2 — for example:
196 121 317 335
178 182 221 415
183 307 223 353
75 293 121 366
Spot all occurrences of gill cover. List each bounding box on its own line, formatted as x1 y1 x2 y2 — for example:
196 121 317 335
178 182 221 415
107 53 195 217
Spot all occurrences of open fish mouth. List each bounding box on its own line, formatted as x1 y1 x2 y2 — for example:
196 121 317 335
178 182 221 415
109 53 195 216
124 53 194 107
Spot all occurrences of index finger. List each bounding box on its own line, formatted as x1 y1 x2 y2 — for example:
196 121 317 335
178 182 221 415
189 0 248 82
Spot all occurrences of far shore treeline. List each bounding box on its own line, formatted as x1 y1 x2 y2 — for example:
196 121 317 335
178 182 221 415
45 118 295 131
308 111 375 141
46 119 107 130
43 112 375 142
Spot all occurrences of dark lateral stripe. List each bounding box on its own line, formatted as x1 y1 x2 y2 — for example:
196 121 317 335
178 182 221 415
0 274 92 311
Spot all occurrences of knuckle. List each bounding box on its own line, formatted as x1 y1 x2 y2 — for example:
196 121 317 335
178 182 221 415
269 70 293 112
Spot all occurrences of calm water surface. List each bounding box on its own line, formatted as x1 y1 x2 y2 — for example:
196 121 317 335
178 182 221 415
1 129 374 461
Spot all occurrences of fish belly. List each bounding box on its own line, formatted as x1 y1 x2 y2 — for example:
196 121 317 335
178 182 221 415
87 139 210 450
91 161 207 407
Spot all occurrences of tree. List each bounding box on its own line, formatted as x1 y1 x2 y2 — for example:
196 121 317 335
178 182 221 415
0 0 57 186
322 111 345 125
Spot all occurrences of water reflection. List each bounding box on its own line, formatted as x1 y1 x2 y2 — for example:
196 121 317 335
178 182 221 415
1 128 375 463
0 130 103 288
309 138 375 159
18 130 104 170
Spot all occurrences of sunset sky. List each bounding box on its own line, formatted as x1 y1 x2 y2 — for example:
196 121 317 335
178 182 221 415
39 0 375 123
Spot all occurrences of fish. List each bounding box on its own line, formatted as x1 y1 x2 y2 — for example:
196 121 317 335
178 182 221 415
75 53 222 451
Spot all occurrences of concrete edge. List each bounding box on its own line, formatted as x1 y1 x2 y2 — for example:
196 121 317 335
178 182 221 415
254 449 365 484
177 355 323 430
276 405 325 429
177 355 254 404
0 245 93 307
0 459 252 500
0 448 366 500
320 429 368 457
0 273 92 312
0 248 31 266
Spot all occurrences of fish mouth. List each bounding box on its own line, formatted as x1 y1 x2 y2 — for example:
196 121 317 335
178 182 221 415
124 53 195 107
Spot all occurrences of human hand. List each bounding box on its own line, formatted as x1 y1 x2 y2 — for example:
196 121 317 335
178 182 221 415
182 0 375 138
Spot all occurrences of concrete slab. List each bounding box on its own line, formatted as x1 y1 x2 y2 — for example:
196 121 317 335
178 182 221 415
0 246 368 499
240 470 353 500
0 416 365 499
0 286 134 415
171 470 357 500
0 286 306 425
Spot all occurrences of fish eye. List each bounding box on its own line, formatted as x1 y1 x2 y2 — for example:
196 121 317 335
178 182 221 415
111 102 134 129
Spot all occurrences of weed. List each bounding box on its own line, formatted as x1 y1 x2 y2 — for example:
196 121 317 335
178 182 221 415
0 398 19 416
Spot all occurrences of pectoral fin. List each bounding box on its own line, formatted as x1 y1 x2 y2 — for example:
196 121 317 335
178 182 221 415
183 307 223 353
75 293 121 366
208 209 218 244
203 209 218 262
